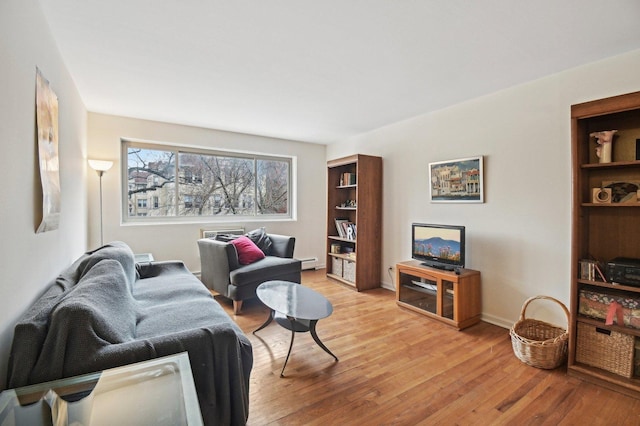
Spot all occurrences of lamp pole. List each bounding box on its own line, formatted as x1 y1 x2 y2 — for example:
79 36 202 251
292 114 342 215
97 169 105 246
88 159 113 247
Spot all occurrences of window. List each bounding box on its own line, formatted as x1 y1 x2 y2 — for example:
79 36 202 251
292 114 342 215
123 140 293 221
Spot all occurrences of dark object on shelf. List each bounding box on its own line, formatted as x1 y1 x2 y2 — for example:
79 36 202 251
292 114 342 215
510 295 569 370
606 257 640 287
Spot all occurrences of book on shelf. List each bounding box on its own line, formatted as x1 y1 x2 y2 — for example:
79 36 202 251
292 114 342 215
340 172 356 186
579 259 607 282
340 221 356 240
335 218 349 238
335 218 358 240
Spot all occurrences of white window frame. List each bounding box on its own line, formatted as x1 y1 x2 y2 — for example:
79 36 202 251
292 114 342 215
121 139 296 224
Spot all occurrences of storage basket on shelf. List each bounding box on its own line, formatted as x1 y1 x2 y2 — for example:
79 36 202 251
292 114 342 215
575 322 635 378
510 295 570 369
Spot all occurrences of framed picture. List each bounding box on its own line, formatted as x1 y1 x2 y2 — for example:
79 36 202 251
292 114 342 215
429 156 484 203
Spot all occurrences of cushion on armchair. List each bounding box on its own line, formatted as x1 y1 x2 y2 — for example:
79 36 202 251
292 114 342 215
231 236 265 265
246 227 273 255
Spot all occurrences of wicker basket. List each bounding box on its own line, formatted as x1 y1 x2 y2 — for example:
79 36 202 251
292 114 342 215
575 322 634 377
510 295 570 369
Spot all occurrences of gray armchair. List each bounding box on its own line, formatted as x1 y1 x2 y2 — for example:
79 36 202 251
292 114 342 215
198 233 302 314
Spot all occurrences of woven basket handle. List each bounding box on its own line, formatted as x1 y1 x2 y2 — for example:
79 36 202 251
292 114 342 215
519 295 570 328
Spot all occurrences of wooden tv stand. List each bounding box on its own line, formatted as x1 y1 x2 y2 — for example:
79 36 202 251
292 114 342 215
396 261 481 330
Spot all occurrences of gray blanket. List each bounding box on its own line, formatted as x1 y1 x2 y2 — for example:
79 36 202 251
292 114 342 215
6 242 252 426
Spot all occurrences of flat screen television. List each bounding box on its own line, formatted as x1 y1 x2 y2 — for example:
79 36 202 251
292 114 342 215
412 223 465 271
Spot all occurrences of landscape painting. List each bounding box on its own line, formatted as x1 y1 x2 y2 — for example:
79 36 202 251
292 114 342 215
429 156 484 203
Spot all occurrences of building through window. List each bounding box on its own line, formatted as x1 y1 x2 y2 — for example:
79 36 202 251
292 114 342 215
123 140 293 221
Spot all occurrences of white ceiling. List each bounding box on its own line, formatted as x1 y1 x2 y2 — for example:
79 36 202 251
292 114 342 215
39 1 640 144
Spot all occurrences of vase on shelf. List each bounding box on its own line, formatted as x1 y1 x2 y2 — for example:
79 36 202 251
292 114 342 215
590 130 617 164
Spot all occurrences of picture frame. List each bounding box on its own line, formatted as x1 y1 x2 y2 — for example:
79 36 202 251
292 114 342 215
429 156 484 203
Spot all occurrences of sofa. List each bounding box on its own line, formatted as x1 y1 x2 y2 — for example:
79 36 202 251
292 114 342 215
198 229 301 314
6 242 252 426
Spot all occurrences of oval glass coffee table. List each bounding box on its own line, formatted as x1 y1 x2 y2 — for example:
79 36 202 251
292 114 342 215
254 280 338 377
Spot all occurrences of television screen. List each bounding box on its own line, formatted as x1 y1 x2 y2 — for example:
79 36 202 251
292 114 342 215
412 223 465 270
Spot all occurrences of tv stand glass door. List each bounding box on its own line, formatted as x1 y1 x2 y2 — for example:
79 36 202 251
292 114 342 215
396 260 481 330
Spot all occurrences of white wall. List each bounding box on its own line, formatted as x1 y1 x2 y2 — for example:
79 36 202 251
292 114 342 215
87 113 327 272
328 49 640 328
0 0 88 387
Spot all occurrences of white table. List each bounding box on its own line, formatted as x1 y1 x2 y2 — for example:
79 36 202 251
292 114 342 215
0 353 202 426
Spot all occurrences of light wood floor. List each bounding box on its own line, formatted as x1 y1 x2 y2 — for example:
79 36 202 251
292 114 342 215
216 270 640 425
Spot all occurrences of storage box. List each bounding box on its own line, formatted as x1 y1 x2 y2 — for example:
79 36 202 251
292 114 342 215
575 322 635 378
579 289 640 329
343 260 356 283
331 257 343 277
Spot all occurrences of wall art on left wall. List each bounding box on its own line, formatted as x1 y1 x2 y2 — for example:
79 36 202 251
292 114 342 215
35 68 61 233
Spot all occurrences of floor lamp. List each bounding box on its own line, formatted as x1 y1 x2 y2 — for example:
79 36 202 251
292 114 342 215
88 159 113 246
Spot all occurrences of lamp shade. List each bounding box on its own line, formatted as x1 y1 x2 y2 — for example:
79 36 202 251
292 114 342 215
88 159 114 172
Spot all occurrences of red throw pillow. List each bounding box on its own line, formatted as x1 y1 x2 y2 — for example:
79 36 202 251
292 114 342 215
231 236 266 265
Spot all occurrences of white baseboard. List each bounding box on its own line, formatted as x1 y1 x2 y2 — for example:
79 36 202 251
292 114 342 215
380 282 395 292
480 313 512 330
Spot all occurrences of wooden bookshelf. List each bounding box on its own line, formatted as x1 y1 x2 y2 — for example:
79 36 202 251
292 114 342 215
326 154 382 290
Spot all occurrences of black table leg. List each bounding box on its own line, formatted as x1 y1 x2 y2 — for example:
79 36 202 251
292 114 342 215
253 309 274 334
280 316 297 377
309 320 338 362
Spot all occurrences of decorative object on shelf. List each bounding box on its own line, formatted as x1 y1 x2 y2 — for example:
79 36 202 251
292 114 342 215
330 243 341 254
590 130 617 163
339 200 357 208
591 187 612 203
603 181 640 203
429 156 484 203
510 295 570 370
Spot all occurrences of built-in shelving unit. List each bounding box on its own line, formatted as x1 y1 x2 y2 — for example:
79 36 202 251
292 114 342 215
569 91 640 398
326 154 382 290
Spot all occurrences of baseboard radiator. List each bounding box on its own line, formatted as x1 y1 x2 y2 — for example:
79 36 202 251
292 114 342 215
200 228 245 239
298 257 319 271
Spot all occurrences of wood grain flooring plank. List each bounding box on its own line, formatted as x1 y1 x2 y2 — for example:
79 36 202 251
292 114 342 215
214 270 640 425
